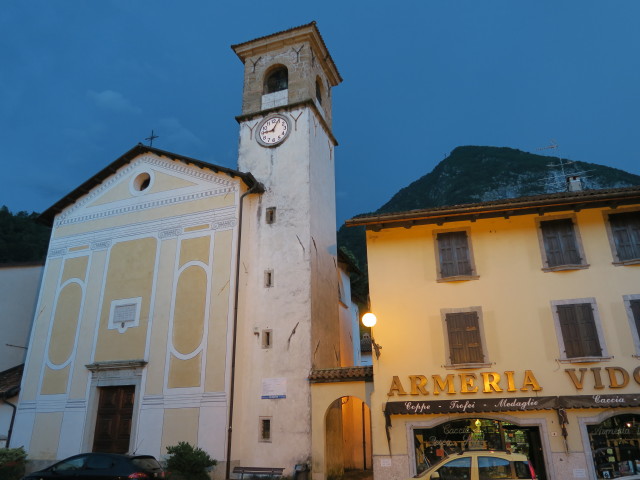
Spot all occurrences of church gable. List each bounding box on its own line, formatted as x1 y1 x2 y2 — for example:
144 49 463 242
54 153 237 231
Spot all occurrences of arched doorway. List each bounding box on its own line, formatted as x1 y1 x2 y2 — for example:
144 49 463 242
325 396 372 480
412 418 547 480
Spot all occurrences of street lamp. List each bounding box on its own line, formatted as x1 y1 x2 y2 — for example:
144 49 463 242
361 312 382 359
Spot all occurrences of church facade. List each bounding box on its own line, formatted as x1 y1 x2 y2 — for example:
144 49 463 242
12 23 356 478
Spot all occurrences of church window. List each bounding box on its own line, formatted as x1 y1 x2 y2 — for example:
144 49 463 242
264 66 288 94
262 330 272 349
315 77 323 105
264 270 274 288
133 172 151 192
266 207 276 224
259 417 272 442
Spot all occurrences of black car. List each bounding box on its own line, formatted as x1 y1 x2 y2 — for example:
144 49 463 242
22 452 164 480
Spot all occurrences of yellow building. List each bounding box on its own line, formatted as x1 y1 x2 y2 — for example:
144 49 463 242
346 186 640 480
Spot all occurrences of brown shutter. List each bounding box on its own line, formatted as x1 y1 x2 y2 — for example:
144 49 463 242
446 312 484 364
610 212 640 261
542 219 580 266
557 303 601 358
438 232 472 277
438 233 455 277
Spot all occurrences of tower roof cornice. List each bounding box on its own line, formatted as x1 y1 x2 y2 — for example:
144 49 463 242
231 21 342 87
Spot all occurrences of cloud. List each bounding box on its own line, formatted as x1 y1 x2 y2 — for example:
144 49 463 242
88 89 141 114
157 117 203 148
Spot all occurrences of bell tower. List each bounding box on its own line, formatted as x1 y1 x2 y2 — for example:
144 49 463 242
230 23 343 471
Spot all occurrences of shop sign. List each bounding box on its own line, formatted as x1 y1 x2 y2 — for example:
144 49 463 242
559 393 640 409
385 396 558 415
387 371 542 397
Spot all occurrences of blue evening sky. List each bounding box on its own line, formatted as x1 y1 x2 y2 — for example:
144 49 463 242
1 1 639 225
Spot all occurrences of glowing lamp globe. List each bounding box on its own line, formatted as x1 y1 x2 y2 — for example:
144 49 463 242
362 313 377 328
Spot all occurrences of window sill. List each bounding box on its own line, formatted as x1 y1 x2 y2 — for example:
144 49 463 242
557 356 612 364
612 259 640 266
444 362 492 370
542 264 590 272
437 275 480 283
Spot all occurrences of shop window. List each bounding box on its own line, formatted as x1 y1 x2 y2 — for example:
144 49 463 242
587 414 640 478
623 295 640 355
605 210 640 264
550 299 609 362
412 420 547 479
435 229 478 281
442 307 489 367
536 216 587 270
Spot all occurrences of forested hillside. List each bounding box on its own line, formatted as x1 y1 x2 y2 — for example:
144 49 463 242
0 206 50 263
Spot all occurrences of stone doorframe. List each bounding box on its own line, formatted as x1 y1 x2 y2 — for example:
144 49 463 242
310 366 373 480
83 360 147 453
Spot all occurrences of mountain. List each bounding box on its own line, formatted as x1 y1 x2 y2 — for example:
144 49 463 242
338 146 640 304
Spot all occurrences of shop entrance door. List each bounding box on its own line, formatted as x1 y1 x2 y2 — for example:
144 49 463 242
504 425 547 480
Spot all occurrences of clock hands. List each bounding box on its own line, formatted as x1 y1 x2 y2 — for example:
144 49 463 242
266 119 280 134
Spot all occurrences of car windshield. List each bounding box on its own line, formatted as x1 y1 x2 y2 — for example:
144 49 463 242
414 454 455 477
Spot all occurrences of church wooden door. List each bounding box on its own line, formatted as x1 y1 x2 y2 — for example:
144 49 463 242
92 385 135 453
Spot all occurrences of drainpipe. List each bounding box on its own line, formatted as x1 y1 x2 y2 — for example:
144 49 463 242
2 386 19 448
226 181 264 480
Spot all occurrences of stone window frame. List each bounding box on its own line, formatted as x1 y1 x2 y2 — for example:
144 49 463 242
108 297 142 334
623 294 640 357
440 306 491 369
602 207 640 266
550 298 611 363
433 227 479 282
534 213 589 272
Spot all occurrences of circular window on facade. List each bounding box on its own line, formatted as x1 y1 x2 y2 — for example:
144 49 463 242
131 172 153 195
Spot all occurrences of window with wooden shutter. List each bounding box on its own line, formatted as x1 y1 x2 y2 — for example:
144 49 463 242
540 219 581 267
437 231 472 278
445 311 484 364
609 211 640 262
556 303 602 358
631 299 640 340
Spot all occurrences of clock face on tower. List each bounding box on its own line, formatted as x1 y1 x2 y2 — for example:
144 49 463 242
257 114 290 147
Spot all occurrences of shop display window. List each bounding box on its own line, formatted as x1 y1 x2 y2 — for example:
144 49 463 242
588 414 640 479
412 419 547 479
